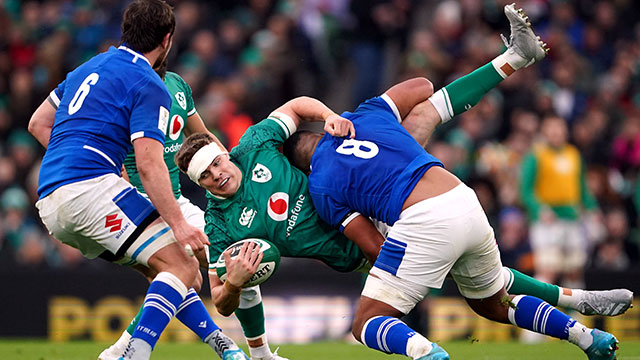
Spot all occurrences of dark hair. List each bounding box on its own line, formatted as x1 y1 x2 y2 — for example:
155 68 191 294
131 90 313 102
121 0 175 53
283 130 316 174
175 133 215 173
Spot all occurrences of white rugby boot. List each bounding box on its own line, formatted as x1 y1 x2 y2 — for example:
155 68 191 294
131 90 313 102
251 347 289 360
98 331 130 360
502 3 549 68
575 289 634 316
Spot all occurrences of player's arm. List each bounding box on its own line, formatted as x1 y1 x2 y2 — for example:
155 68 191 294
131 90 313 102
183 112 227 150
384 78 437 147
134 137 208 251
29 82 66 148
342 214 385 264
383 77 434 120
209 242 263 316
28 99 56 148
272 96 355 138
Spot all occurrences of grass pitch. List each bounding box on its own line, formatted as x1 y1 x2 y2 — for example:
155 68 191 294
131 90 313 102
1 339 639 359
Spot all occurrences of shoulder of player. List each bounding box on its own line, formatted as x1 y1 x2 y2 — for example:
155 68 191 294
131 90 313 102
163 71 188 87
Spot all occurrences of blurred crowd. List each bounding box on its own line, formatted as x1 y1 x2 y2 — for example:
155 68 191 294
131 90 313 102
0 0 639 284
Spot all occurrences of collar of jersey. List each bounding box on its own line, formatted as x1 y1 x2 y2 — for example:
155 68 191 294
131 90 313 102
117 45 151 66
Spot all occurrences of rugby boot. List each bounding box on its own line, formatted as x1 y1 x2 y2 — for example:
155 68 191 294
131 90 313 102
502 3 549 67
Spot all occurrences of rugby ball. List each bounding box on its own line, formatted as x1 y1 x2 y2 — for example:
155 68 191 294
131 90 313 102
215 238 280 288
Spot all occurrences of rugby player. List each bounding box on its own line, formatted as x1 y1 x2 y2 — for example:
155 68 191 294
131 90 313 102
28 1 246 359
282 5 622 359
175 4 631 360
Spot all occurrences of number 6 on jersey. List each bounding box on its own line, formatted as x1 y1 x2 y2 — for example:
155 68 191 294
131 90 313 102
68 72 100 115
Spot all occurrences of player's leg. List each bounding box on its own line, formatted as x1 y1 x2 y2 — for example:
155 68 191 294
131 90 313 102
353 271 448 360
100 197 247 360
35 175 193 360
234 286 287 360
101 287 246 360
502 266 633 316
401 4 548 147
115 222 198 360
450 192 618 360
466 289 619 360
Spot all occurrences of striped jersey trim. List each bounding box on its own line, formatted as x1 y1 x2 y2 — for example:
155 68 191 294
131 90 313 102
49 90 61 108
339 211 361 232
441 88 454 119
131 131 145 142
380 93 402 123
83 145 116 167
268 111 297 138
118 46 151 65
187 108 197 116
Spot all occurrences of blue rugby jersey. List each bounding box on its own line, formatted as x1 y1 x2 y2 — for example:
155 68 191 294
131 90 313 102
38 46 171 198
308 95 443 227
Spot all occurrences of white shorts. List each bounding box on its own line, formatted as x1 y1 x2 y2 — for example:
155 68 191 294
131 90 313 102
177 195 205 231
362 184 504 314
530 219 586 273
36 174 172 265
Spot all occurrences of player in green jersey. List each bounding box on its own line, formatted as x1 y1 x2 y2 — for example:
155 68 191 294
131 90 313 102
174 7 633 353
97 64 252 360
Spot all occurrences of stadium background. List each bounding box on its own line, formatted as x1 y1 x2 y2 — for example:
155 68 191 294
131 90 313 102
0 0 639 350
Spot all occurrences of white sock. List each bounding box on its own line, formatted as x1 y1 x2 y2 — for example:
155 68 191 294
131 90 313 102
491 51 529 78
247 334 272 359
568 322 593 351
557 288 585 309
406 333 434 359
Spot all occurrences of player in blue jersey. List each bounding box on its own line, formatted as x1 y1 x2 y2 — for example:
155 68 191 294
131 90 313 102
28 1 247 360
283 5 620 360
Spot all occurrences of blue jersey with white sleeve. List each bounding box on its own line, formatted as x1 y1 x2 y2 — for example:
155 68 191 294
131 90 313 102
38 46 171 199
308 95 443 227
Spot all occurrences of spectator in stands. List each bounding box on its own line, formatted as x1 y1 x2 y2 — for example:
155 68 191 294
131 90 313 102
520 115 602 288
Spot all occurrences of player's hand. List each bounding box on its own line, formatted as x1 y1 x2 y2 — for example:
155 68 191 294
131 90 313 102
172 221 209 253
324 114 356 138
224 241 263 288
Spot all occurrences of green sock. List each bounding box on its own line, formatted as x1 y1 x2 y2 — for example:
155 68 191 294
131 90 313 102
126 304 144 335
429 62 505 123
505 267 560 306
235 302 266 338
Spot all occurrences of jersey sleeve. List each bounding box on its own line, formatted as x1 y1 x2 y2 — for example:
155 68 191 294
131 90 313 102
183 77 196 117
47 80 66 110
129 79 171 145
344 95 402 124
308 191 351 230
204 205 233 269
233 115 297 155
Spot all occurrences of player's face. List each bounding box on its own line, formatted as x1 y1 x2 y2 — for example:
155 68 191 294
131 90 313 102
199 154 242 197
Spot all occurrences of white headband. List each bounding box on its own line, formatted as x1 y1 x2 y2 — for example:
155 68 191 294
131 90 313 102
187 142 228 185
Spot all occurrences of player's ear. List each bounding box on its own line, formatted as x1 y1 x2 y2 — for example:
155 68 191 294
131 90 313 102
162 33 171 49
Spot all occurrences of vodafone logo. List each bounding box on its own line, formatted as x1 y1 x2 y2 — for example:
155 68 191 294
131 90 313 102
267 192 289 222
168 115 184 140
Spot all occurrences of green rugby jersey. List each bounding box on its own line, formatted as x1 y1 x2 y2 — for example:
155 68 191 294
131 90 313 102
205 116 365 273
124 72 196 198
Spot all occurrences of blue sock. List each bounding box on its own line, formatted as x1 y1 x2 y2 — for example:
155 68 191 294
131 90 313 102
508 295 573 340
175 288 221 342
133 272 188 348
361 316 416 355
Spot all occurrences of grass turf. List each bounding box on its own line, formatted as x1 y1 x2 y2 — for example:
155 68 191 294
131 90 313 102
1 340 639 359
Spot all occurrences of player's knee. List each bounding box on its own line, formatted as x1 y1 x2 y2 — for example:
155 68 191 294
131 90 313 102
418 77 434 97
239 286 262 308
351 316 365 343
192 269 203 292
467 295 511 324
